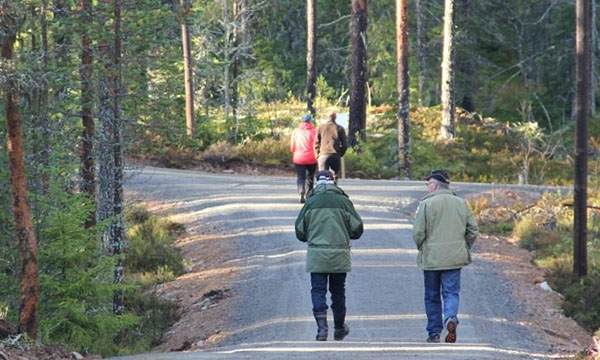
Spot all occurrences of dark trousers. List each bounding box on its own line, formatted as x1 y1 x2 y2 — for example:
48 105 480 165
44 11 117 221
317 154 341 183
294 164 317 195
310 273 346 315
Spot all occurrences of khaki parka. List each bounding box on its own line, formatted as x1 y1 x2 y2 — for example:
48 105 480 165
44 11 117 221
413 189 479 270
295 184 363 273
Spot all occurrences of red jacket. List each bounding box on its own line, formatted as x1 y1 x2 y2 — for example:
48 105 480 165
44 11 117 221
290 122 317 165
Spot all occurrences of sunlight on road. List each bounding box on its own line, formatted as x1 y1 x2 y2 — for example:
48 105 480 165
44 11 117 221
214 341 570 358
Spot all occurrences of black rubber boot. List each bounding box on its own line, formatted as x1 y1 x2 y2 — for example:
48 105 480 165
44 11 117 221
314 312 328 341
333 312 349 341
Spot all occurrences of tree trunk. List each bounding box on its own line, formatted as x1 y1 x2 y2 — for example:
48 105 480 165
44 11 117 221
439 0 456 140
573 0 591 278
181 0 195 137
79 0 96 228
40 0 50 194
591 0 596 116
349 0 368 147
111 0 125 314
232 0 239 121
1 1 40 338
222 0 232 138
457 0 475 113
396 0 411 179
97 42 115 236
416 0 427 107
53 0 71 101
306 0 317 115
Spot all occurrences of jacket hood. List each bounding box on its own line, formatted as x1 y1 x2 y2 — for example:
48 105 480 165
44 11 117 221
421 189 456 201
298 122 315 130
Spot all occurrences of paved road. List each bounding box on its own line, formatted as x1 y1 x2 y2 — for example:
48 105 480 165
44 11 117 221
113 166 567 360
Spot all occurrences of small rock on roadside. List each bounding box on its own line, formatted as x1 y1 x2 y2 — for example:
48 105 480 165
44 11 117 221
540 281 553 291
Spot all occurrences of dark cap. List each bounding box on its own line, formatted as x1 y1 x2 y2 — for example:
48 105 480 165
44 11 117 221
424 169 450 184
302 114 312 122
315 170 334 182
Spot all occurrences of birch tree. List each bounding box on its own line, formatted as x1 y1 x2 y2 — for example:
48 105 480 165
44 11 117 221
181 0 195 136
439 0 456 140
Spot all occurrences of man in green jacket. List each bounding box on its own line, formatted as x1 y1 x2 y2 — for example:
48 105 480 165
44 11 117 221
413 169 479 344
295 170 363 341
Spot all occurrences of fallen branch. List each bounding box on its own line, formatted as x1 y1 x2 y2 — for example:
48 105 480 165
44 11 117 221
562 203 600 210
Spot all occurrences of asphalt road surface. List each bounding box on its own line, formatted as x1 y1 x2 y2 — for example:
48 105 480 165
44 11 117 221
112 166 567 360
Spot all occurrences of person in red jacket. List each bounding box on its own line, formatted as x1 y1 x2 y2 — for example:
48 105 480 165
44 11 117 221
290 114 318 203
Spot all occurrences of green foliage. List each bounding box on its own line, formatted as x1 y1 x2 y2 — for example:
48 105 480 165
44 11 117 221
513 216 563 252
36 182 140 355
479 221 514 236
119 290 180 352
125 210 185 280
345 146 392 179
553 272 600 333
512 191 600 333
200 141 241 165
238 137 292 167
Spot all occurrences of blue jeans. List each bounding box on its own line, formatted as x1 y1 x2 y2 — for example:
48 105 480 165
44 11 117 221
310 273 346 315
423 269 461 335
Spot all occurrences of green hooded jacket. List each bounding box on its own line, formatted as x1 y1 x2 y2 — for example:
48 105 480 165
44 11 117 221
295 184 363 273
413 189 479 270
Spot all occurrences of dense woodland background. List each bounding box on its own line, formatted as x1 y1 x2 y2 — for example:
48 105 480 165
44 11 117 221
1 0 600 356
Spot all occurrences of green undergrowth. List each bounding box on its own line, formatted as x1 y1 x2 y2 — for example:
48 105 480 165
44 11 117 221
110 205 186 355
130 104 600 185
511 192 600 334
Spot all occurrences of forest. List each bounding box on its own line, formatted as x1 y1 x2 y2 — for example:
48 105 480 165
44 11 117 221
1 0 599 357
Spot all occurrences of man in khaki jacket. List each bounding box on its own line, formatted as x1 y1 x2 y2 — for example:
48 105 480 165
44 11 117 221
413 169 479 344
314 111 348 184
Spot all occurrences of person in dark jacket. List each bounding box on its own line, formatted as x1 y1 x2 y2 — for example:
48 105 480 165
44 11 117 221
295 170 363 341
314 112 348 184
290 114 318 203
413 169 479 344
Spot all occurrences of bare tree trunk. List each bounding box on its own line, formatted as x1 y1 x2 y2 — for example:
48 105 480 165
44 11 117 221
97 43 115 234
232 0 239 121
416 0 427 107
349 0 368 147
1 1 40 338
181 0 195 137
457 0 475 113
306 0 317 115
396 0 411 179
222 0 233 138
79 0 96 229
40 0 50 194
439 0 456 140
97 7 115 249
574 0 591 278
111 0 125 314
591 0 596 116
53 0 71 101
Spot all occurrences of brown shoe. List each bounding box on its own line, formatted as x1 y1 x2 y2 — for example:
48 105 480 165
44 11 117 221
445 318 457 343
